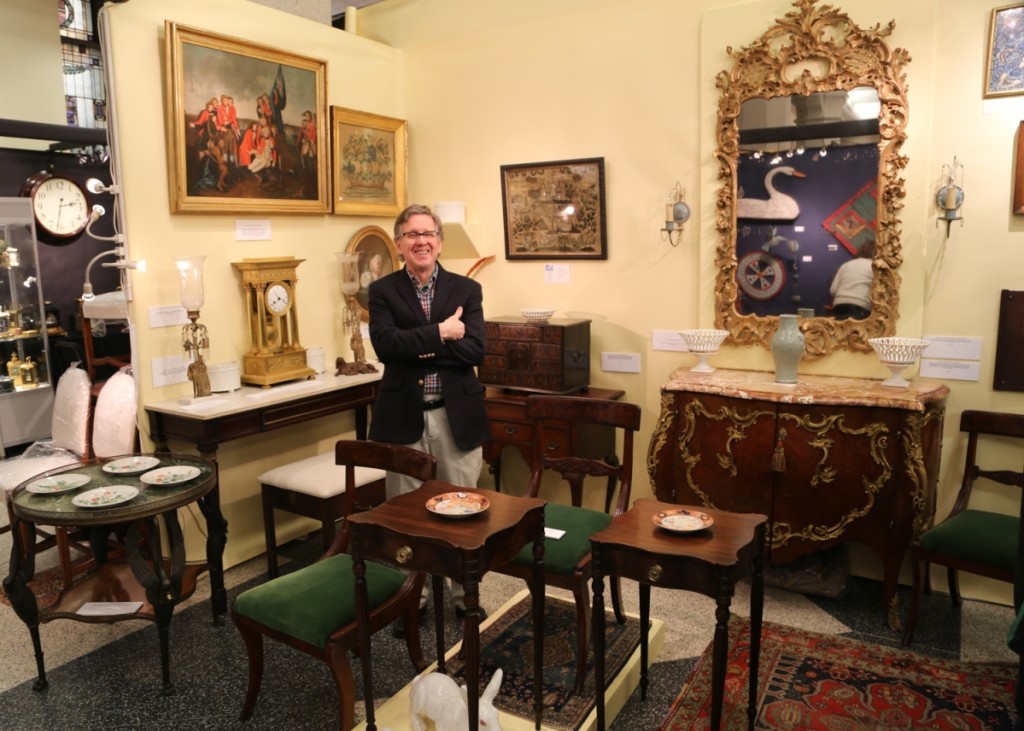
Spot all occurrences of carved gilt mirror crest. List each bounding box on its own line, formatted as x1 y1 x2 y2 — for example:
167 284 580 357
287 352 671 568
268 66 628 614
713 0 910 358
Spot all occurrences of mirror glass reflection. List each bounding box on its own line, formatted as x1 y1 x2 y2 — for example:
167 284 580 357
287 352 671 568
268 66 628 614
735 87 881 318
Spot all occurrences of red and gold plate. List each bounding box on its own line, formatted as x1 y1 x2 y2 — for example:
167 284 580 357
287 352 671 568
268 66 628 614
652 508 713 533
426 491 490 518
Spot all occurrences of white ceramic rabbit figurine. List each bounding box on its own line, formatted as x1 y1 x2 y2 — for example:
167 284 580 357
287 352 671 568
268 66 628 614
409 668 503 731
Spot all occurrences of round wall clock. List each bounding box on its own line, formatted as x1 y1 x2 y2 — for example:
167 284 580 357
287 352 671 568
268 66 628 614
20 172 90 245
737 251 786 301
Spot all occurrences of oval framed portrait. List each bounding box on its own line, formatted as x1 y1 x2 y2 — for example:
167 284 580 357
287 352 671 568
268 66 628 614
346 225 400 320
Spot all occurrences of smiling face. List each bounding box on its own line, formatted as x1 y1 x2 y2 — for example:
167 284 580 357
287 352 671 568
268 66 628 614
396 212 444 282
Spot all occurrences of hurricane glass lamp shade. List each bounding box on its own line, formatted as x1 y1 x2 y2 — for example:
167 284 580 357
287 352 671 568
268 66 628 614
174 256 206 315
335 252 360 297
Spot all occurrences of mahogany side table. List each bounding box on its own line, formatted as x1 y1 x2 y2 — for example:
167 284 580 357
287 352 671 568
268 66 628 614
348 481 547 731
591 499 768 731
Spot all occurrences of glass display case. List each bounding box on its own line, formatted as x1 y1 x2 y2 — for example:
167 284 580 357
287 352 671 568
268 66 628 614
0 198 54 457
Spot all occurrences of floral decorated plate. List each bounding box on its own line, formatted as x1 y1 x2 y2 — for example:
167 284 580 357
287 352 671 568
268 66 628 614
652 508 714 533
426 491 490 518
102 456 160 475
140 465 201 486
26 473 90 494
72 486 139 509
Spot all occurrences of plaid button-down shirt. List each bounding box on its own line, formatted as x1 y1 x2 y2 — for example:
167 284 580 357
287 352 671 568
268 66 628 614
408 266 441 396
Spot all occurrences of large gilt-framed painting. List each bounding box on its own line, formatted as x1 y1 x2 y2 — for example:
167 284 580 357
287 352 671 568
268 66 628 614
500 157 607 260
331 107 407 216
164 22 331 214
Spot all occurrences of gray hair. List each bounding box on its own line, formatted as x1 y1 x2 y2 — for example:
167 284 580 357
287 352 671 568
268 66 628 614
393 204 444 242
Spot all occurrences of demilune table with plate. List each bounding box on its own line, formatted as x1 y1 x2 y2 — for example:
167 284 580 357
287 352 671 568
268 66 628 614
2 453 224 695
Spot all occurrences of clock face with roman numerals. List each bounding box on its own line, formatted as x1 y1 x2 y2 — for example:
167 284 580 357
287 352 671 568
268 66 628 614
265 282 293 315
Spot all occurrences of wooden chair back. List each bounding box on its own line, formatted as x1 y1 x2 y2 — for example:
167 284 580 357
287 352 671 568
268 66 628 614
523 395 640 515
327 440 437 556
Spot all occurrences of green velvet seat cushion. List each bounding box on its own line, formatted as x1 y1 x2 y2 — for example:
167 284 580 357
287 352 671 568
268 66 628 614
511 503 612 575
234 554 407 649
919 510 1019 572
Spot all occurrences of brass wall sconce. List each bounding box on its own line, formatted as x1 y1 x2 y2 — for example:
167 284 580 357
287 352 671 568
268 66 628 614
661 182 691 246
936 157 964 238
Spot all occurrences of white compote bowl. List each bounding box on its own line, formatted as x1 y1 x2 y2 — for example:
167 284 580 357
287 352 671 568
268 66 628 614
868 337 930 388
679 329 730 374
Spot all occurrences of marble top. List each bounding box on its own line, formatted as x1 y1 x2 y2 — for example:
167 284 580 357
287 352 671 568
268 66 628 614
662 368 949 411
144 369 382 420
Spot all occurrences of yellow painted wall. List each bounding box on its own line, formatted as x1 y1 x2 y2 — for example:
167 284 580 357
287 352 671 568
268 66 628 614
0 0 67 148
9 0 1023 603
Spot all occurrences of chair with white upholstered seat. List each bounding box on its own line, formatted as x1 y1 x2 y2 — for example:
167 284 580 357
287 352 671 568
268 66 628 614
259 448 387 579
0 365 92 586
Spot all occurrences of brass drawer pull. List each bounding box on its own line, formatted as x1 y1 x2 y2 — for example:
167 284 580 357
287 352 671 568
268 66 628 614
504 425 518 435
546 440 559 451
395 545 413 564
647 564 663 583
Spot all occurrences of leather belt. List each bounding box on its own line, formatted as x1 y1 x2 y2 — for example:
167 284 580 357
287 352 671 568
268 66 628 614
423 399 445 411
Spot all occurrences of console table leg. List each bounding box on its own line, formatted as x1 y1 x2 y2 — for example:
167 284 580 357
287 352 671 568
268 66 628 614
3 516 48 691
198 485 229 623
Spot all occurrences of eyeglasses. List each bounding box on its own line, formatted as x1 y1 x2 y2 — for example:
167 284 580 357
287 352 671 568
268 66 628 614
399 230 439 242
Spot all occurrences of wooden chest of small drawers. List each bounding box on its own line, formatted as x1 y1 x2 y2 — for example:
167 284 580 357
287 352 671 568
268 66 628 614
480 317 590 394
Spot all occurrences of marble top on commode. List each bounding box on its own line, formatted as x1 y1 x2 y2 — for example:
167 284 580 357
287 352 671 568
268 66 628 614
662 368 948 411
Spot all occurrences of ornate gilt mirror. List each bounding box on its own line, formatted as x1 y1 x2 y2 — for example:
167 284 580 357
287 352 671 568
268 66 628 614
713 0 910 358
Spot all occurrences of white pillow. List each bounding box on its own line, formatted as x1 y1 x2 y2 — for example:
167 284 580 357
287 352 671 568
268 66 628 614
92 371 137 458
50 367 91 457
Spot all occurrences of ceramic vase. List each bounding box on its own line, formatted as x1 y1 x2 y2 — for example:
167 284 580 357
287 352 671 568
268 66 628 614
771 314 804 384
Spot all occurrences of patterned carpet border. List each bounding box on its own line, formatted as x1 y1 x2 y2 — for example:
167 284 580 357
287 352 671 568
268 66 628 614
658 618 1019 730
445 594 640 731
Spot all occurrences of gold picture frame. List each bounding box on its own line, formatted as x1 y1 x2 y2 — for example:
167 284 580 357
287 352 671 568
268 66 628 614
331 107 408 216
346 225 401 320
500 157 607 260
985 3 1024 99
164 22 331 214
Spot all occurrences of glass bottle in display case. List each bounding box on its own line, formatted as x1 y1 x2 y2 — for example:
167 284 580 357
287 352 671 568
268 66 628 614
0 198 54 455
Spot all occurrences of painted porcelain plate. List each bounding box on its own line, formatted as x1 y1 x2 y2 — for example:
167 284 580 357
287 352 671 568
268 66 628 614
652 508 714 533
26 473 90 494
72 485 139 509
426 491 490 518
102 456 160 475
140 465 201 486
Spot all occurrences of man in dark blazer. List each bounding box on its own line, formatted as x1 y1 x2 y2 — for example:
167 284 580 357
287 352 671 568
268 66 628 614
368 204 489 624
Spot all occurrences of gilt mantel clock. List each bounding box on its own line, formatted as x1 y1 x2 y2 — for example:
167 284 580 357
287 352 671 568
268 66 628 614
231 257 315 388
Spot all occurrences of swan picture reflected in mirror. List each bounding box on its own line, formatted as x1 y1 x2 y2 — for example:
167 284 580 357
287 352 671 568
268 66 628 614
738 166 806 221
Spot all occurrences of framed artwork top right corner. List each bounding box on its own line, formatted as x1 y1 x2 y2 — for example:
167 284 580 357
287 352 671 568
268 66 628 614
985 3 1024 98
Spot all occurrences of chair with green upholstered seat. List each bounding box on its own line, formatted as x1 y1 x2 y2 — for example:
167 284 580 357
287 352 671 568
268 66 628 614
903 409 1024 646
496 394 640 695
232 440 436 731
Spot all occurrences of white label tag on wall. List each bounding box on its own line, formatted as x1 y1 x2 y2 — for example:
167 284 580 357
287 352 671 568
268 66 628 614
235 219 272 241
543 263 570 283
919 358 980 382
147 305 189 328
152 354 188 388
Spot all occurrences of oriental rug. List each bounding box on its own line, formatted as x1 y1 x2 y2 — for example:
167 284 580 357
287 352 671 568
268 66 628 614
0 563 68 609
658 618 1018 730
445 594 641 731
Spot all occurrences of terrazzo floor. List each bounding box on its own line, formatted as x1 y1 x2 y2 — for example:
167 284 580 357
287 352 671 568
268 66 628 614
0 529 1016 730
